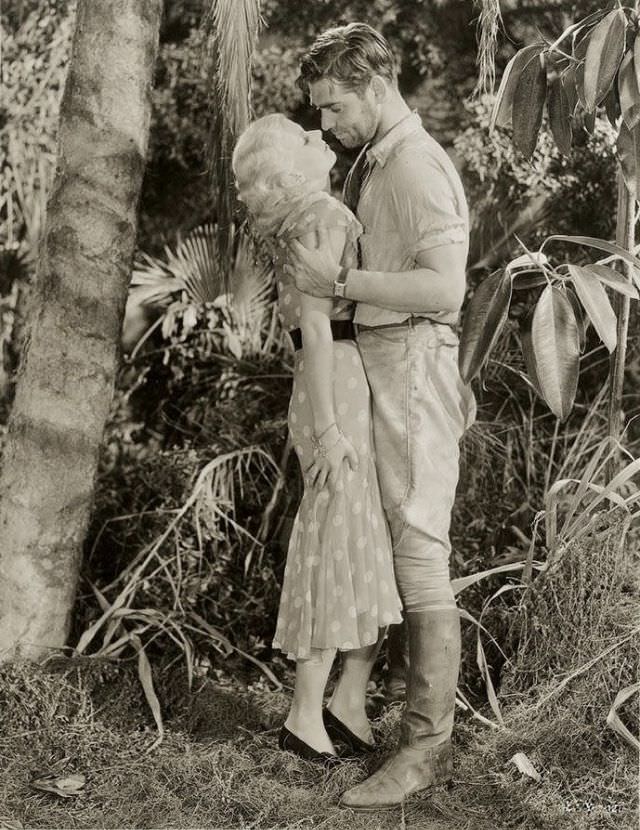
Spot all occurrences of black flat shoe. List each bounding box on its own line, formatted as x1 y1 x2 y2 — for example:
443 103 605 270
322 708 376 756
278 725 340 766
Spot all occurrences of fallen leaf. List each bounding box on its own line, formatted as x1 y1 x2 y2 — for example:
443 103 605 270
606 682 640 750
30 770 86 799
507 752 542 781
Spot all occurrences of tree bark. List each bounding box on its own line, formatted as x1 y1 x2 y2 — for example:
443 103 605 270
0 0 162 659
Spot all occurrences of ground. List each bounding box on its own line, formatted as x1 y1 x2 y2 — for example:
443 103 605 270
0 655 636 830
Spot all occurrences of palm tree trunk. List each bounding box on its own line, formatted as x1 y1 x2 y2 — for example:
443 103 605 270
0 0 162 659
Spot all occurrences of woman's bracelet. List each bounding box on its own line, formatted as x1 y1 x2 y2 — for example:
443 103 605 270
317 422 338 440
311 426 344 457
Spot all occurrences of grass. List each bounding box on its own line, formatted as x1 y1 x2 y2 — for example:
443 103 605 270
2 511 638 830
0 627 637 830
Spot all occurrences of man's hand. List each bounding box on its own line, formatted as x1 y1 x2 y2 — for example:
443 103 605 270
285 226 341 298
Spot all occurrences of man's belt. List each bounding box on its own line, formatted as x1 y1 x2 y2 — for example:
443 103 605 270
355 316 457 333
289 319 356 352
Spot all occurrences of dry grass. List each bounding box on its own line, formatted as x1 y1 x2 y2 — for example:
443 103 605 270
2 514 638 830
1 624 637 830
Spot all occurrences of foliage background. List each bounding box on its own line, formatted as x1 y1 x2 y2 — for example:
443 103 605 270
0 2 638 828
0 0 637 757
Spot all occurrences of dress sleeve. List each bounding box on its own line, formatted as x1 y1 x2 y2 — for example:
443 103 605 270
282 194 362 247
276 195 358 328
388 152 467 257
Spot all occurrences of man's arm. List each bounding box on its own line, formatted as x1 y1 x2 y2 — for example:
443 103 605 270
286 226 466 313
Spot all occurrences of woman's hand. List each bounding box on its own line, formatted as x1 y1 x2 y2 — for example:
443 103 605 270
306 426 359 493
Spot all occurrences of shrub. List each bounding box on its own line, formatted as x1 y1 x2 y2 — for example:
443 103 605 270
457 95 618 274
80 231 296 684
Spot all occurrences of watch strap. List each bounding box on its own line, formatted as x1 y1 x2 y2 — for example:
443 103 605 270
333 266 350 298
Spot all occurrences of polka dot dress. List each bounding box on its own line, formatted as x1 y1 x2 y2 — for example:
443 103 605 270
269 193 403 661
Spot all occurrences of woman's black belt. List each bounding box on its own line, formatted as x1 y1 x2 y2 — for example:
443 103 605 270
289 319 356 351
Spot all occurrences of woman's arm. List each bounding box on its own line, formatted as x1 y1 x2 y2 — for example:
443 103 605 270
297 225 345 436
296 224 358 489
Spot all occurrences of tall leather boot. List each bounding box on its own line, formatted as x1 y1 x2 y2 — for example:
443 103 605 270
382 621 410 703
340 607 460 810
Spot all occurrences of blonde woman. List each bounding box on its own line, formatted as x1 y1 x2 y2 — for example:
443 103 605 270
232 115 402 764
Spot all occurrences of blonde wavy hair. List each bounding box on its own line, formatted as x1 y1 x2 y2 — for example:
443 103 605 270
232 114 318 237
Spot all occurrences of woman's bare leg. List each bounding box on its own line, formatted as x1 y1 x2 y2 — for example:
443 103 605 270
284 647 337 754
328 629 386 743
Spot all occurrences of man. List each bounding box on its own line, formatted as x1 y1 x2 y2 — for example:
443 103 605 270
287 23 476 809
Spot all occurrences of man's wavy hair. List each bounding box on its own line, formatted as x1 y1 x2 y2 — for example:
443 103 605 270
297 22 398 95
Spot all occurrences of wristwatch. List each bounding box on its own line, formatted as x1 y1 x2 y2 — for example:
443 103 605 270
333 266 350 298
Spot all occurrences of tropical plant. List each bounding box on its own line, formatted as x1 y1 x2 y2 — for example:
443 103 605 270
458 93 619 275
78 223 294 744
461 236 640 421
0 2 72 258
203 0 262 281
128 222 280 354
460 3 640 450
77 444 284 748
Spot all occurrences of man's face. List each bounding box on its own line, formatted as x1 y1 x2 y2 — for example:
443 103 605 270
308 78 379 149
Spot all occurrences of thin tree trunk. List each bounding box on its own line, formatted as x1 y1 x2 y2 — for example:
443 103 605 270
0 0 162 659
607 168 635 482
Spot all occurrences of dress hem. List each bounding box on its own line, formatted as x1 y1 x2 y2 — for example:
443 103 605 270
272 610 404 662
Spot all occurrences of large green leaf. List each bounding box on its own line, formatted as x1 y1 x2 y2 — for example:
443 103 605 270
459 270 513 383
519 309 544 397
583 9 627 112
547 72 573 155
489 43 544 131
490 57 518 131
604 82 622 127
490 44 546 132
619 49 640 130
582 109 597 134
573 29 591 109
531 285 580 421
617 120 640 198
512 48 547 158
543 234 640 268
565 286 588 353
567 264 617 353
512 272 548 290
584 263 639 299
562 63 579 116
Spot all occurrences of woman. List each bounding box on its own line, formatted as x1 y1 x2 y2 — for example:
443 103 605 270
232 115 402 763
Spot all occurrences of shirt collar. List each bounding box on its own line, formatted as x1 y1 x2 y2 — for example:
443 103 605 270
366 111 422 168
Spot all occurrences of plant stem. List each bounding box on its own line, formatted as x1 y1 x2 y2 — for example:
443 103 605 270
606 167 635 481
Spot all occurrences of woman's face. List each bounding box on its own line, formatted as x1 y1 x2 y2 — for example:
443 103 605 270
276 120 337 186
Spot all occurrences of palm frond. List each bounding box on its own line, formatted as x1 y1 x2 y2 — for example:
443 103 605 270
229 236 274 344
130 223 223 307
129 222 286 360
205 0 261 137
203 0 262 285
169 223 222 305
473 0 503 96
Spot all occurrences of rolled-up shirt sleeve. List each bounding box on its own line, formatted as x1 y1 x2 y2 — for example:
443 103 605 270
389 153 467 257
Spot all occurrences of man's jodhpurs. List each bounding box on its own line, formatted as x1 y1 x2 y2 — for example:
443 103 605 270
356 317 476 614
